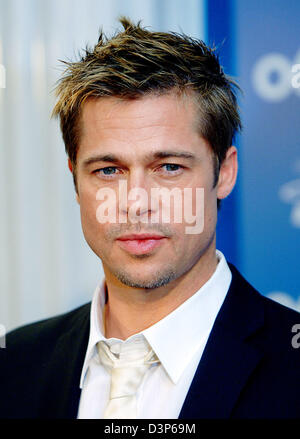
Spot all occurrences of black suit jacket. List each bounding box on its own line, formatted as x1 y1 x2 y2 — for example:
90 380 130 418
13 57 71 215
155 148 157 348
1 264 300 419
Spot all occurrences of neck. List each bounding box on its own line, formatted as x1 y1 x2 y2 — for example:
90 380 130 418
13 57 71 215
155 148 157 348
103 243 218 340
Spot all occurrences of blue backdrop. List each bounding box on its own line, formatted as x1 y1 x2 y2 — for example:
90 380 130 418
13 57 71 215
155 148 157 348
206 0 300 308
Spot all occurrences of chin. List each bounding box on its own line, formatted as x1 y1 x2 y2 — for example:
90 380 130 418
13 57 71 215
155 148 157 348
112 266 177 290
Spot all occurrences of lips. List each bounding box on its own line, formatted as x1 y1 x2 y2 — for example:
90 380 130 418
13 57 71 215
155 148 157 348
116 233 166 255
117 233 165 241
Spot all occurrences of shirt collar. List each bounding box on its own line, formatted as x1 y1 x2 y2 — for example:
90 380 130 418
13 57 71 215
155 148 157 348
79 279 107 388
80 250 232 388
143 250 231 383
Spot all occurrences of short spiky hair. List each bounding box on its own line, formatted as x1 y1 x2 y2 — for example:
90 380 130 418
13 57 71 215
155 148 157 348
52 17 241 192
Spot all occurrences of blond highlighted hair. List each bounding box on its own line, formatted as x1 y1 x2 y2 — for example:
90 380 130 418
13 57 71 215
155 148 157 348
52 17 241 192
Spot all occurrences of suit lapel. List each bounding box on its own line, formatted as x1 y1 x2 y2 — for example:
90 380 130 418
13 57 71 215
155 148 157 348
38 303 91 418
179 264 265 419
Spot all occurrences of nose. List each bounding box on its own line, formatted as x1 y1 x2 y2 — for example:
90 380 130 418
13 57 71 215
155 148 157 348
118 169 155 222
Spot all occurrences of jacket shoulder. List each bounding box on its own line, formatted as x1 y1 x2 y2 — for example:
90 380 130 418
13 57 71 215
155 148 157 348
229 262 300 318
228 262 300 351
6 302 91 354
0 303 91 418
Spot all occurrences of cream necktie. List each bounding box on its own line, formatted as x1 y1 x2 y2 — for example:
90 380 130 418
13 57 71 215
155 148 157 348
98 337 159 419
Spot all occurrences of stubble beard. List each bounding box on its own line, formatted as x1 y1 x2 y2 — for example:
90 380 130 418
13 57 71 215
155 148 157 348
108 256 178 290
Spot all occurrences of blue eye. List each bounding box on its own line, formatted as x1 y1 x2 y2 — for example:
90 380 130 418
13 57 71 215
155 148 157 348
93 166 121 179
161 164 184 175
163 164 181 172
101 167 117 175
93 164 183 179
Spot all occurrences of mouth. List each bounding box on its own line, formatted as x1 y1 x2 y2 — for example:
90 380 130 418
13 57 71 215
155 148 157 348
116 234 167 255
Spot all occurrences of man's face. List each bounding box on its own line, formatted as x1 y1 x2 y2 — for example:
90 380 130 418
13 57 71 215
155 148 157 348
74 93 235 290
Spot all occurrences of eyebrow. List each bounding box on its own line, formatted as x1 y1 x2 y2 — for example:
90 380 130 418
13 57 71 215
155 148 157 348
82 151 196 167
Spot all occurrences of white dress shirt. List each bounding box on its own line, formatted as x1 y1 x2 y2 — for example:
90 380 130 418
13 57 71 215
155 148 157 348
77 250 232 419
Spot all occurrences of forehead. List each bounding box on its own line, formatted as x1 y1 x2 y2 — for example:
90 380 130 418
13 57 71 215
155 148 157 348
77 92 210 163
80 92 198 132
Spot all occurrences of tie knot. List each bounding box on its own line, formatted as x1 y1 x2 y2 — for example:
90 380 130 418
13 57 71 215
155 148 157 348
98 336 160 411
97 336 159 370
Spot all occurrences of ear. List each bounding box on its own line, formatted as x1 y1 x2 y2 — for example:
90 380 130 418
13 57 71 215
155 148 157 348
68 158 73 173
68 159 80 204
216 146 238 200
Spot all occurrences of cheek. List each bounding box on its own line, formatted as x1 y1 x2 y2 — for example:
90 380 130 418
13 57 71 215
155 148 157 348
203 192 217 234
184 184 216 233
78 189 102 235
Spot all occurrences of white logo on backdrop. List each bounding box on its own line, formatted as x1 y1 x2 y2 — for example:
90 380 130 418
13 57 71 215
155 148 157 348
279 170 300 228
291 64 300 88
252 50 300 101
274 163 300 312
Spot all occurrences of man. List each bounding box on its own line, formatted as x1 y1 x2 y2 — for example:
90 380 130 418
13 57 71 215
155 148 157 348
1 18 300 419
